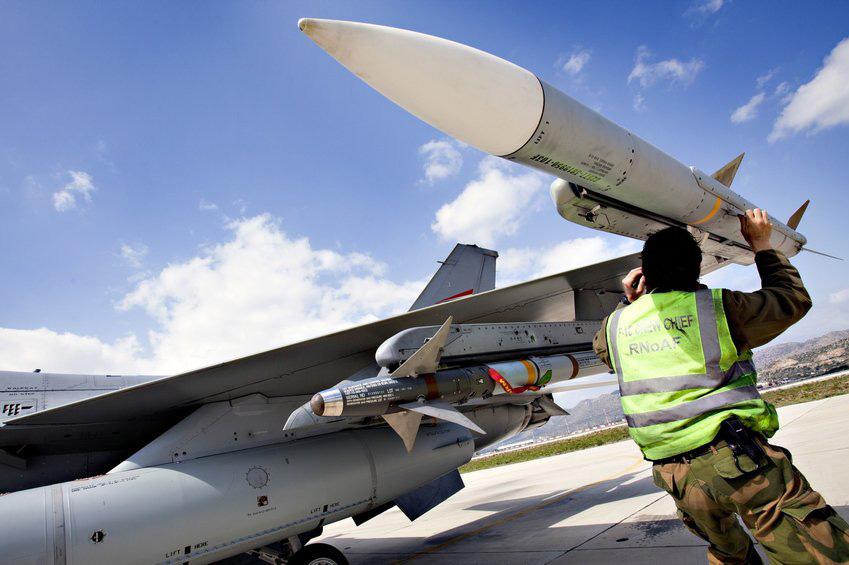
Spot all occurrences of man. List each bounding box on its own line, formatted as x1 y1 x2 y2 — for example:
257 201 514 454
593 209 849 564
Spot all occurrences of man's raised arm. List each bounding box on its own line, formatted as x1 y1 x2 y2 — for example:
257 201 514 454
723 209 813 351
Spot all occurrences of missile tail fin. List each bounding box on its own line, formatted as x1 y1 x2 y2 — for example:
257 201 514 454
383 410 424 452
400 400 486 434
390 316 453 378
787 200 811 230
711 152 745 187
536 395 570 417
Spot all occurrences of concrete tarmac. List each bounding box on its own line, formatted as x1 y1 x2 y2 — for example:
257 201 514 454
317 394 849 563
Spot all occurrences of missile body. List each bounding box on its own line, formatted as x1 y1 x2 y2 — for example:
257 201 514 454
299 19 806 260
311 351 602 418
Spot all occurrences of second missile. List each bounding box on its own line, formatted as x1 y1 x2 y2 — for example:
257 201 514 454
311 351 602 418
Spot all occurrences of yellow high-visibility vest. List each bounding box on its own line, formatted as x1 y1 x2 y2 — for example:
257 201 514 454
606 288 778 460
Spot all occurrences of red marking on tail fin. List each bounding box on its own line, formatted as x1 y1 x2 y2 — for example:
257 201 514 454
438 289 473 303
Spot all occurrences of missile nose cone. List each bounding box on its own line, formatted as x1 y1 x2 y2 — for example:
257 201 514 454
298 17 321 34
298 19 543 157
310 388 344 417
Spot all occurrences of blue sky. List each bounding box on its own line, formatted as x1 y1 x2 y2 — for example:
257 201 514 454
2 1 849 388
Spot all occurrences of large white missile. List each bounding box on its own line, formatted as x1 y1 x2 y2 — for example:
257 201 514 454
299 18 815 269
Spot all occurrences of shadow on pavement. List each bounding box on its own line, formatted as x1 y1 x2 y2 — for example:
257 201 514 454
320 466 849 565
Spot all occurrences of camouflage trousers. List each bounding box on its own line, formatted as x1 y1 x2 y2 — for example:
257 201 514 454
652 437 849 564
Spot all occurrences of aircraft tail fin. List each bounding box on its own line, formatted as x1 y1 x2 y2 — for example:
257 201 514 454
408 244 498 311
787 200 810 230
711 152 745 187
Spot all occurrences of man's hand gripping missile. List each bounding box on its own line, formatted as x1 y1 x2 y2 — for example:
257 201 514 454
738 208 774 253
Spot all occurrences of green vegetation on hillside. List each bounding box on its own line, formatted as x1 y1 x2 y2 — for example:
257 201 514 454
761 374 849 407
460 426 630 473
460 374 849 474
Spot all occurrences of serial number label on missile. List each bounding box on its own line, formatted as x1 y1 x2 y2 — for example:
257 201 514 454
583 153 615 177
528 154 602 184
342 377 413 406
69 474 139 492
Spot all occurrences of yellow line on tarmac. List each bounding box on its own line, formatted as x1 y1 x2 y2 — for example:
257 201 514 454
395 457 648 563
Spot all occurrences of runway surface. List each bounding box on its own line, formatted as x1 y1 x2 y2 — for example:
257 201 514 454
316 394 849 564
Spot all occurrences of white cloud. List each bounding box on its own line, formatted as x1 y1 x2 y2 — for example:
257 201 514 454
562 49 591 76
233 198 248 215
419 139 463 183
731 92 766 123
0 329 144 374
787 286 849 343
702 263 761 293
830 288 849 304
628 46 705 88
756 67 779 89
431 157 545 248
0 214 424 374
693 0 725 14
633 93 646 112
120 243 149 269
198 199 219 212
52 170 95 212
498 237 641 287
770 38 849 142
774 81 790 98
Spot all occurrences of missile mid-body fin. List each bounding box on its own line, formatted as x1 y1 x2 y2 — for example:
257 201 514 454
400 400 485 435
712 153 745 187
390 316 453 378
385 398 483 452
382 410 424 452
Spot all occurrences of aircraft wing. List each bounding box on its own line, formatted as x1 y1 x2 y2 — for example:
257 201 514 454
0 253 640 449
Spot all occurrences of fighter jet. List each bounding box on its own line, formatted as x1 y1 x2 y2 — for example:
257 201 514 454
0 18 825 565
0 242 629 564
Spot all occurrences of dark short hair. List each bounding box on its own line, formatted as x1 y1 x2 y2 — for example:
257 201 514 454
642 227 702 291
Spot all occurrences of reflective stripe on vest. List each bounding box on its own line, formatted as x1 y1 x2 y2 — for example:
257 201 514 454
624 385 760 428
609 288 760 428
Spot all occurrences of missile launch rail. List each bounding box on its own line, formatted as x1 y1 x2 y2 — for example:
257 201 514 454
375 320 602 370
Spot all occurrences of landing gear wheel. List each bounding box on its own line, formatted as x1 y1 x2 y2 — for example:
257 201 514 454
288 543 348 565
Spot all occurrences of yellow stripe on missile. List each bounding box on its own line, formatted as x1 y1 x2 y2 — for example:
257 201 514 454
692 196 722 225
520 359 537 385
